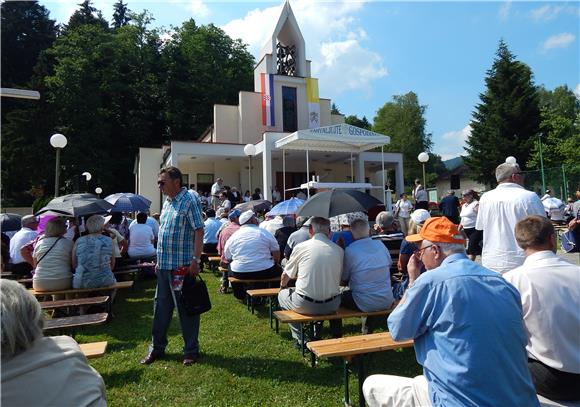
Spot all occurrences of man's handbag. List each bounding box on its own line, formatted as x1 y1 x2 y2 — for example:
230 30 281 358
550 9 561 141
179 273 212 315
561 229 578 253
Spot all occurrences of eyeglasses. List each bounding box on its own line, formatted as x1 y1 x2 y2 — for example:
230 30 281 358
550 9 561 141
414 244 437 259
157 180 165 186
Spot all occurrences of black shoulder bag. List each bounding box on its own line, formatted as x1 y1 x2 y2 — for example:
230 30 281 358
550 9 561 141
179 273 212 315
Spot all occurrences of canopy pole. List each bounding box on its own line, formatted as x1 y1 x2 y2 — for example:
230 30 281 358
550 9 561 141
350 152 354 183
381 146 386 204
282 149 286 200
306 149 310 199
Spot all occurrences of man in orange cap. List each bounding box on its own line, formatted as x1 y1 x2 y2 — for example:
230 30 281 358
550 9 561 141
363 216 539 407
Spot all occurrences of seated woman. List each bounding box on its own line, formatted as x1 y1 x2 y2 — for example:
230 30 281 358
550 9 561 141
32 218 73 292
127 212 156 259
72 215 116 289
1 279 106 406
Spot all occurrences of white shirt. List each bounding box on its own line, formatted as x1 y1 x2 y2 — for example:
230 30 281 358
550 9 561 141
211 182 221 196
9 227 37 264
272 190 282 202
504 251 580 373
224 224 279 272
284 234 343 301
475 183 545 273
395 199 413 218
219 199 231 211
130 217 159 237
459 200 479 229
128 223 155 258
260 216 284 236
413 185 428 202
32 237 73 281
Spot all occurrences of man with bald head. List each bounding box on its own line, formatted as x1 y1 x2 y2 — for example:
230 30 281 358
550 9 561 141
475 162 545 273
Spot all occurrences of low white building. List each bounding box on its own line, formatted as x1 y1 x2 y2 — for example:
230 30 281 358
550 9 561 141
135 1 404 213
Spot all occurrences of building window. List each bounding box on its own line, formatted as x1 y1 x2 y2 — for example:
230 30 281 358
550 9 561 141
282 86 297 132
450 174 460 190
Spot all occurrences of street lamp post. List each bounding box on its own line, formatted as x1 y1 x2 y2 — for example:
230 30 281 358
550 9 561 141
538 133 546 193
418 152 429 190
50 134 67 197
244 144 256 194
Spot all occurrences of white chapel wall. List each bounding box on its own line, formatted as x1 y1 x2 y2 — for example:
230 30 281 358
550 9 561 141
214 104 239 143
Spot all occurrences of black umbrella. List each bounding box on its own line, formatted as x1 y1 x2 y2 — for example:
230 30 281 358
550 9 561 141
234 199 273 212
0 213 22 232
36 193 113 217
296 189 383 218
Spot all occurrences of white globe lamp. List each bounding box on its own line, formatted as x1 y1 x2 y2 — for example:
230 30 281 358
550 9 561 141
417 152 429 189
505 156 517 164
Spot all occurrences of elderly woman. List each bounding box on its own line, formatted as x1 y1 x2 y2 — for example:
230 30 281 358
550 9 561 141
1 280 106 406
32 218 73 292
128 212 156 259
72 215 116 289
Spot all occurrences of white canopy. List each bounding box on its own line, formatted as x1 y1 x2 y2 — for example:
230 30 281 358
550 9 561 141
274 124 390 153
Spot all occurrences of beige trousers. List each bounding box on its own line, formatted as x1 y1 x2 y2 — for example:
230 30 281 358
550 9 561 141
363 374 431 407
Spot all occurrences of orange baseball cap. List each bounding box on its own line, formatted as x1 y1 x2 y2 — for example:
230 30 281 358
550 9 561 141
406 216 466 244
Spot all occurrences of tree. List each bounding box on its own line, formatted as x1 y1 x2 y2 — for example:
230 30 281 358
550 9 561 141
0 1 58 88
66 0 109 32
331 103 341 115
112 0 131 29
373 92 435 186
345 114 371 130
464 40 540 187
527 85 580 179
162 20 254 140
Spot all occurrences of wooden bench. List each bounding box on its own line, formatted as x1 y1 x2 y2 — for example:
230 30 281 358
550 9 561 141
30 281 133 316
39 296 109 313
44 312 108 335
79 341 108 359
30 280 133 297
207 256 221 272
274 306 396 357
307 332 414 407
246 287 280 328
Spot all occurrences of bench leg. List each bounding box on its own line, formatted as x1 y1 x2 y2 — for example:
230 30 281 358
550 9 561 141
344 359 351 407
275 317 279 334
357 355 366 407
268 296 273 329
300 323 305 357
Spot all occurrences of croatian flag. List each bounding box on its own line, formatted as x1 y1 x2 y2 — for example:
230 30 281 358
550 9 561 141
261 73 275 127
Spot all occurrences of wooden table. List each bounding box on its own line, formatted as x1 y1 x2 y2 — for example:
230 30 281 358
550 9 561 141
307 332 414 407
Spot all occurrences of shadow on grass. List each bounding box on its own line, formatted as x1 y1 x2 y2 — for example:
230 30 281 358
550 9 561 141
100 368 144 389
197 352 342 387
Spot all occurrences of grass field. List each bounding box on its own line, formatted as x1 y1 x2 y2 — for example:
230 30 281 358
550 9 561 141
74 269 421 406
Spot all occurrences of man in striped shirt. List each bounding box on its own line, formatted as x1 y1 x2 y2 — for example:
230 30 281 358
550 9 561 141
141 166 205 367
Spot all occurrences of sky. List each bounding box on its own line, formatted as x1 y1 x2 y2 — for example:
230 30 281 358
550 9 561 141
39 0 580 161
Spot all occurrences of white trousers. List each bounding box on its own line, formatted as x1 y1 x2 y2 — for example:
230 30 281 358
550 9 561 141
363 375 431 407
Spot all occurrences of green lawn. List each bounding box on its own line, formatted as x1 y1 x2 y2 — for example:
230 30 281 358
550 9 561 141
75 270 421 406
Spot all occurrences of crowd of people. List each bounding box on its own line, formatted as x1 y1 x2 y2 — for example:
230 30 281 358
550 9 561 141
1 162 579 406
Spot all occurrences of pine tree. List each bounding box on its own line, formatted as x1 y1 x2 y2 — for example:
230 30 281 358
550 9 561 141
464 40 540 187
66 0 109 31
112 0 131 29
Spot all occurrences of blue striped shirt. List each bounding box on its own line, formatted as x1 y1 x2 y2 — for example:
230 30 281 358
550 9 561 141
157 187 204 270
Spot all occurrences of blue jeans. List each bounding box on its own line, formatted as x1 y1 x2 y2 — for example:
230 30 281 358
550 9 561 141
149 269 200 357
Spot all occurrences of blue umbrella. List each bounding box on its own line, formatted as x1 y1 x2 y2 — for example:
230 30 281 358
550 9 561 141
104 193 151 212
267 197 305 216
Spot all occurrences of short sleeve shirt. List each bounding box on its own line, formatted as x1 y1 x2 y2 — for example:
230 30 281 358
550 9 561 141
157 187 204 270
388 254 539 406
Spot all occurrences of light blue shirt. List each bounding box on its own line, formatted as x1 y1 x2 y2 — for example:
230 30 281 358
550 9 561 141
203 217 221 244
130 217 159 237
342 238 393 312
388 253 539 407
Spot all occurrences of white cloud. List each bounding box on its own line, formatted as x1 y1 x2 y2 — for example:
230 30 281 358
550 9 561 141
221 0 386 97
529 4 580 22
529 5 564 22
541 32 576 51
499 1 512 21
436 125 472 161
574 84 580 100
187 0 210 18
